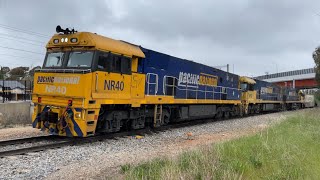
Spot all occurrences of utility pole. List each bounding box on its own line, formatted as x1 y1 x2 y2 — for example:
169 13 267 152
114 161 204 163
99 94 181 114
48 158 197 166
214 64 230 72
1 66 4 103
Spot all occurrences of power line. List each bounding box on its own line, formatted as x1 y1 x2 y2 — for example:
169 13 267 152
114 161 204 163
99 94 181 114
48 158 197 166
0 45 44 55
0 54 44 66
0 32 47 44
0 56 43 68
0 24 51 38
0 58 43 63
0 53 42 60
0 36 44 47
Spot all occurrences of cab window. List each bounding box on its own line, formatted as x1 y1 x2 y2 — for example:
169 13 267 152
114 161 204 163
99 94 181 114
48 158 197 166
97 53 109 70
121 57 131 74
113 55 121 72
67 51 93 68
240 83 254 91
240 83 248 91
44 52 64 67
97 51 131 74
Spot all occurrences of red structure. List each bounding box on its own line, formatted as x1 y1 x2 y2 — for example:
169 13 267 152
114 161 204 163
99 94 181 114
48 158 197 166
275 79 317 88
255 68 317 89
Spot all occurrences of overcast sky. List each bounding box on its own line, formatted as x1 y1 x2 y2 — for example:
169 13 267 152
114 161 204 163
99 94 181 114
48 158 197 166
0 0 319 76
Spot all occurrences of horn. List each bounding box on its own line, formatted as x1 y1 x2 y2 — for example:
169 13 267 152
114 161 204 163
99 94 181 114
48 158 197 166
56 25 63 33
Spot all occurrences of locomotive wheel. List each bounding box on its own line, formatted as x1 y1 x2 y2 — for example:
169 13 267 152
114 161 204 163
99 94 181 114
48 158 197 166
215 109 223 120
162 109 170 125
224 111 230 119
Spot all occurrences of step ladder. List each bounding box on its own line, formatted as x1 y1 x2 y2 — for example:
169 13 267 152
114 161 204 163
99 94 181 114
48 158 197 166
154 104 162 127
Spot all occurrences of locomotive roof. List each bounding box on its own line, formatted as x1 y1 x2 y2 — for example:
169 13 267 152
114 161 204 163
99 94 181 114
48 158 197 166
240 76 256 84
46 32 145 58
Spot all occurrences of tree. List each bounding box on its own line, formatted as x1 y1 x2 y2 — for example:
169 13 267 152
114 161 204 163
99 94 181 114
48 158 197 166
7 66 29 80
23 66 41 81
313 47 320 86
0 67 10 80
28 66 41 77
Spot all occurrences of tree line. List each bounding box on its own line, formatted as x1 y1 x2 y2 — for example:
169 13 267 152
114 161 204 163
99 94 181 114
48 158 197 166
313 48 320 85
0 66 41 81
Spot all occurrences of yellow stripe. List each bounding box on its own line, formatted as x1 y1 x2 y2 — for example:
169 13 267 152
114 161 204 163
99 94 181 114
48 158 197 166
200 72 217 78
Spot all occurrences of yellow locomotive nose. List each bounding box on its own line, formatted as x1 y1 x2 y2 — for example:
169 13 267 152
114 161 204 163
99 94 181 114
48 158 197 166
33 103 79 136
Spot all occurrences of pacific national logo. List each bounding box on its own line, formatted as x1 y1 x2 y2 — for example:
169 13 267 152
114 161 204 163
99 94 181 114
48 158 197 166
178 72 218 88
37 76 80 85
37 76 54 83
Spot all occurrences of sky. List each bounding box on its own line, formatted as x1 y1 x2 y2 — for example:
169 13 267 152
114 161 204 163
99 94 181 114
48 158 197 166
0 0 319 76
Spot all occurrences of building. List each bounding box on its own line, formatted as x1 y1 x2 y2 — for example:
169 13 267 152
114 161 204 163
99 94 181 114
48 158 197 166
0 80 27 101
254 68 317 89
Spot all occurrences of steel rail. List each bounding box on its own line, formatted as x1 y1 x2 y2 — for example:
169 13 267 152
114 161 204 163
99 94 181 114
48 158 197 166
0 140 73 157
0 136 67 147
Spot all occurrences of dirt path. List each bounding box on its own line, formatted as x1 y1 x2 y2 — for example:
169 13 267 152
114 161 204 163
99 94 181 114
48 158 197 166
0 126 44 141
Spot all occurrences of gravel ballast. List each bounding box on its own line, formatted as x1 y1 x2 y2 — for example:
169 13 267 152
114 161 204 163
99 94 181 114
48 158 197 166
0 109 312 179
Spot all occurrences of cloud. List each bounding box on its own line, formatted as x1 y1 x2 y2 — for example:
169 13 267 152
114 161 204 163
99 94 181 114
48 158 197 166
0 0 319 76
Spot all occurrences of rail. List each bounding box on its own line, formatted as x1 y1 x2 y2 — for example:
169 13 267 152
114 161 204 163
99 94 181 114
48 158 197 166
35 69 91 74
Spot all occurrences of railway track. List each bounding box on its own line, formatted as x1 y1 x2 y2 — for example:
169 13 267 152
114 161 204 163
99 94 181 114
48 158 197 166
0 136 73 158
0 110 286 158
0 136 66 147
0 129 149 158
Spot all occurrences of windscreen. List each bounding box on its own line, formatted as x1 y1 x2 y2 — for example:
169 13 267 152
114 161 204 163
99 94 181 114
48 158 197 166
67 51 93 68
240 83 248 91
45 52 64 67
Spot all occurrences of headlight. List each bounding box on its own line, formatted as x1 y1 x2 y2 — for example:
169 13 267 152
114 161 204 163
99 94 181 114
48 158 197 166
61 38 64 43
65 38 68 42
70 38 78 43
75 112 81 119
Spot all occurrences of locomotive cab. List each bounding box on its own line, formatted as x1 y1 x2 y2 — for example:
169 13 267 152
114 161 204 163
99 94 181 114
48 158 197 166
239 76 257 101
239 77 257 115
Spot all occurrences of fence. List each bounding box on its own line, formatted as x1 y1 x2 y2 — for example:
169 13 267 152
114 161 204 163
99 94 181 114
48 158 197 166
0 80 33 103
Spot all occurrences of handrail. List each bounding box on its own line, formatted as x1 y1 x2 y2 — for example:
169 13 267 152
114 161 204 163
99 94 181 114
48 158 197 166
163 75 238 100
35 69 91 74
146 73 158 95
95 73 98 92
163 75 178 96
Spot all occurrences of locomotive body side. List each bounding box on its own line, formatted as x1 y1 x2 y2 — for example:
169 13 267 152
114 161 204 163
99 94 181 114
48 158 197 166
141 48 241 101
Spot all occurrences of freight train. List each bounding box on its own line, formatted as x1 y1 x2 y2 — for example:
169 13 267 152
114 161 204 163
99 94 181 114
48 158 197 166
32 26 303 137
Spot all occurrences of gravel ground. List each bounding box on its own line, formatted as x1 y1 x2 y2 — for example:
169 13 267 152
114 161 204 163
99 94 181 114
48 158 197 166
0 109 314 180
0 139 64 152
0 126 44 141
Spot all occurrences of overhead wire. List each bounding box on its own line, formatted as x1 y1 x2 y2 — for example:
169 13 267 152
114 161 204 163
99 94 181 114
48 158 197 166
0 54 43 67
0 55 42 68
0 24 49 68
0 36 44 47
0 32 47 44
0 45 44 55
0 53 43 60
0 23 51 38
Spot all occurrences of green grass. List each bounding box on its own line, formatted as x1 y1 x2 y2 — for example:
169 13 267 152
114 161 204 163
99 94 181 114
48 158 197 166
315 93 320 105
121 109 320 180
